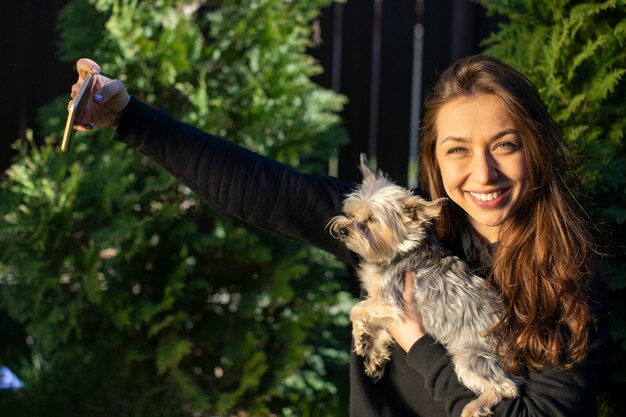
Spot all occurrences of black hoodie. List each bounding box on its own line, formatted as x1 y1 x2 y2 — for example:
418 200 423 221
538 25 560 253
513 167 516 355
113 97 609 417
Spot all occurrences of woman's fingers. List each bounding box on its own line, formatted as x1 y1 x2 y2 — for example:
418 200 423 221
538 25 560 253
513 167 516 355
387 271 425 352
73 119 94 130
70 82 82 99
403 271 415 307
69 58 130 129
76 58 101 80
72 58 102 99
94 80 128 107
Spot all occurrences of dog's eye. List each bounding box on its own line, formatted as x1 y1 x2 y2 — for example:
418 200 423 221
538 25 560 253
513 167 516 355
357 217 373 230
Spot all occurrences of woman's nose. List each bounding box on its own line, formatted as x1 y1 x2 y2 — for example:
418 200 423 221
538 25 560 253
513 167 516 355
470 152 499 184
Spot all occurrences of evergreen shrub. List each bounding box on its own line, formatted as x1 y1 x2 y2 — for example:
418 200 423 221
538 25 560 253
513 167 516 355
0 1 352 416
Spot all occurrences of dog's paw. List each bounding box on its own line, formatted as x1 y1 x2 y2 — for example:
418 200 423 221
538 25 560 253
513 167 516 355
352 320 373 356
499 378 519 399
354 333 372 356
460 402 493 417
364 357 385 382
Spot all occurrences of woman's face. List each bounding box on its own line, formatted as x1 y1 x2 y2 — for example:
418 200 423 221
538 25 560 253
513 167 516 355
435 94 528 243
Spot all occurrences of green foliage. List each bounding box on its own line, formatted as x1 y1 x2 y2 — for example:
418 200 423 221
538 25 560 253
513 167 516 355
477 0 626 415
0 0 352 416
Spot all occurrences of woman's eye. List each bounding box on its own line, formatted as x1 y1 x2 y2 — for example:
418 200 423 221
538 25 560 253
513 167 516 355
446 146 467 154
494 141 519 152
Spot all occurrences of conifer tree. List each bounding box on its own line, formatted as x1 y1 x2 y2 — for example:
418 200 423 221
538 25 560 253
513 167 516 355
0 1 352 415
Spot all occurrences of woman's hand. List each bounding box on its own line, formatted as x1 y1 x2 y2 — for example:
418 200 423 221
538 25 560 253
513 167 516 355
70 58 130 130
389 271 426 352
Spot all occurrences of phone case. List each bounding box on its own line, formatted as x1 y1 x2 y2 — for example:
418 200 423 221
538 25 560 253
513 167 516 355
61 73 94 152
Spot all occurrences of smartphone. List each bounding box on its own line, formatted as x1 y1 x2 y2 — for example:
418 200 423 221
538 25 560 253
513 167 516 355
61 73 94 152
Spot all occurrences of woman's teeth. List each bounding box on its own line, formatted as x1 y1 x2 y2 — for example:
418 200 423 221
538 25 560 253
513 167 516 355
468 190 503 201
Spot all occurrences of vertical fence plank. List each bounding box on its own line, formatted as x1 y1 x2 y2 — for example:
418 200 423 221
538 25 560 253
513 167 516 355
334 0 375 184
1 1 22 170
408 0 425 189
367 0 383 167
376 0 418 186
0 0 73 171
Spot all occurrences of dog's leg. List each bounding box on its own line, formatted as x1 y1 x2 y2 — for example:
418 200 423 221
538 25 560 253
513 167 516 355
352 319 373 357
449 346 519 417
361 302 402 381
351 300 375 357
363 328 394 381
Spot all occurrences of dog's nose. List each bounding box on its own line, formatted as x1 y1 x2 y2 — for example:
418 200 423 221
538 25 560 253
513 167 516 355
339 227 349 238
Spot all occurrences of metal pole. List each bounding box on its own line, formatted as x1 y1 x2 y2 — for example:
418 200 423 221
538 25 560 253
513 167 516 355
368 0 383 169
408 0 424 189
328 2 344 177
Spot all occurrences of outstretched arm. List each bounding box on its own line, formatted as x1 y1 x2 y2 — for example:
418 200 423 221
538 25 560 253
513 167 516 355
70 59 356 265
112 96 357 265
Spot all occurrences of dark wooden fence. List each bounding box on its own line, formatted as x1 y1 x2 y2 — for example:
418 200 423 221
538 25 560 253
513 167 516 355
1 0 75 171
1 0 498 186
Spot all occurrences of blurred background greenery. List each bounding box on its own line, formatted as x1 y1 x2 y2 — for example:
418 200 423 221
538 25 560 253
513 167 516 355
1 1 352 416
1 0 625 416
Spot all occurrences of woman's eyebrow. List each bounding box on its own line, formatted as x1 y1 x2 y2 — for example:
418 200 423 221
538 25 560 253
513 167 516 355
491 128 519 141
440 128 519 144
441 136 470 144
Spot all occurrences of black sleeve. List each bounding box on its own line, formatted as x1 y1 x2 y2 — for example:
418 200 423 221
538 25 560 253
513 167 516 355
405 276 610 417
112 96 357 266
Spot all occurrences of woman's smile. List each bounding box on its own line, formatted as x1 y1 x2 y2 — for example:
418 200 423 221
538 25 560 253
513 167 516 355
465 187 511 208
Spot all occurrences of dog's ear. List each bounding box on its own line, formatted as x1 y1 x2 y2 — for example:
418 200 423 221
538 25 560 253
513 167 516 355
359 153 376 184
405 195 447 221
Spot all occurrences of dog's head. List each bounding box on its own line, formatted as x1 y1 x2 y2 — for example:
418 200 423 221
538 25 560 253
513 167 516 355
329 154 446 263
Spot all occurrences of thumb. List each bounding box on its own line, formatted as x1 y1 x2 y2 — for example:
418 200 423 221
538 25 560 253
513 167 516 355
93 79 130 112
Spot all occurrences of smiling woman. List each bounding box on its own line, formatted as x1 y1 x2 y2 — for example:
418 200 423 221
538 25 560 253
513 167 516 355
418 56 599 377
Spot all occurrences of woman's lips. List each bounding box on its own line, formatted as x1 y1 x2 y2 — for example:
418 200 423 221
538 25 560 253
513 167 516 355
465 188 512 208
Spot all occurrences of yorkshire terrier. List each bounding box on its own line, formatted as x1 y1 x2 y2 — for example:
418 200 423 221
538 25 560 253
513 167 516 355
329 155 519 417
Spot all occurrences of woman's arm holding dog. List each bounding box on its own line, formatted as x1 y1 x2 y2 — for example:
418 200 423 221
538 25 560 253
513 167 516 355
389 272 426 350
398 275 609 417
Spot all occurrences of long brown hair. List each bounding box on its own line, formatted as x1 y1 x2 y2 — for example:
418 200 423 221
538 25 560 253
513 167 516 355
420 55 595 372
